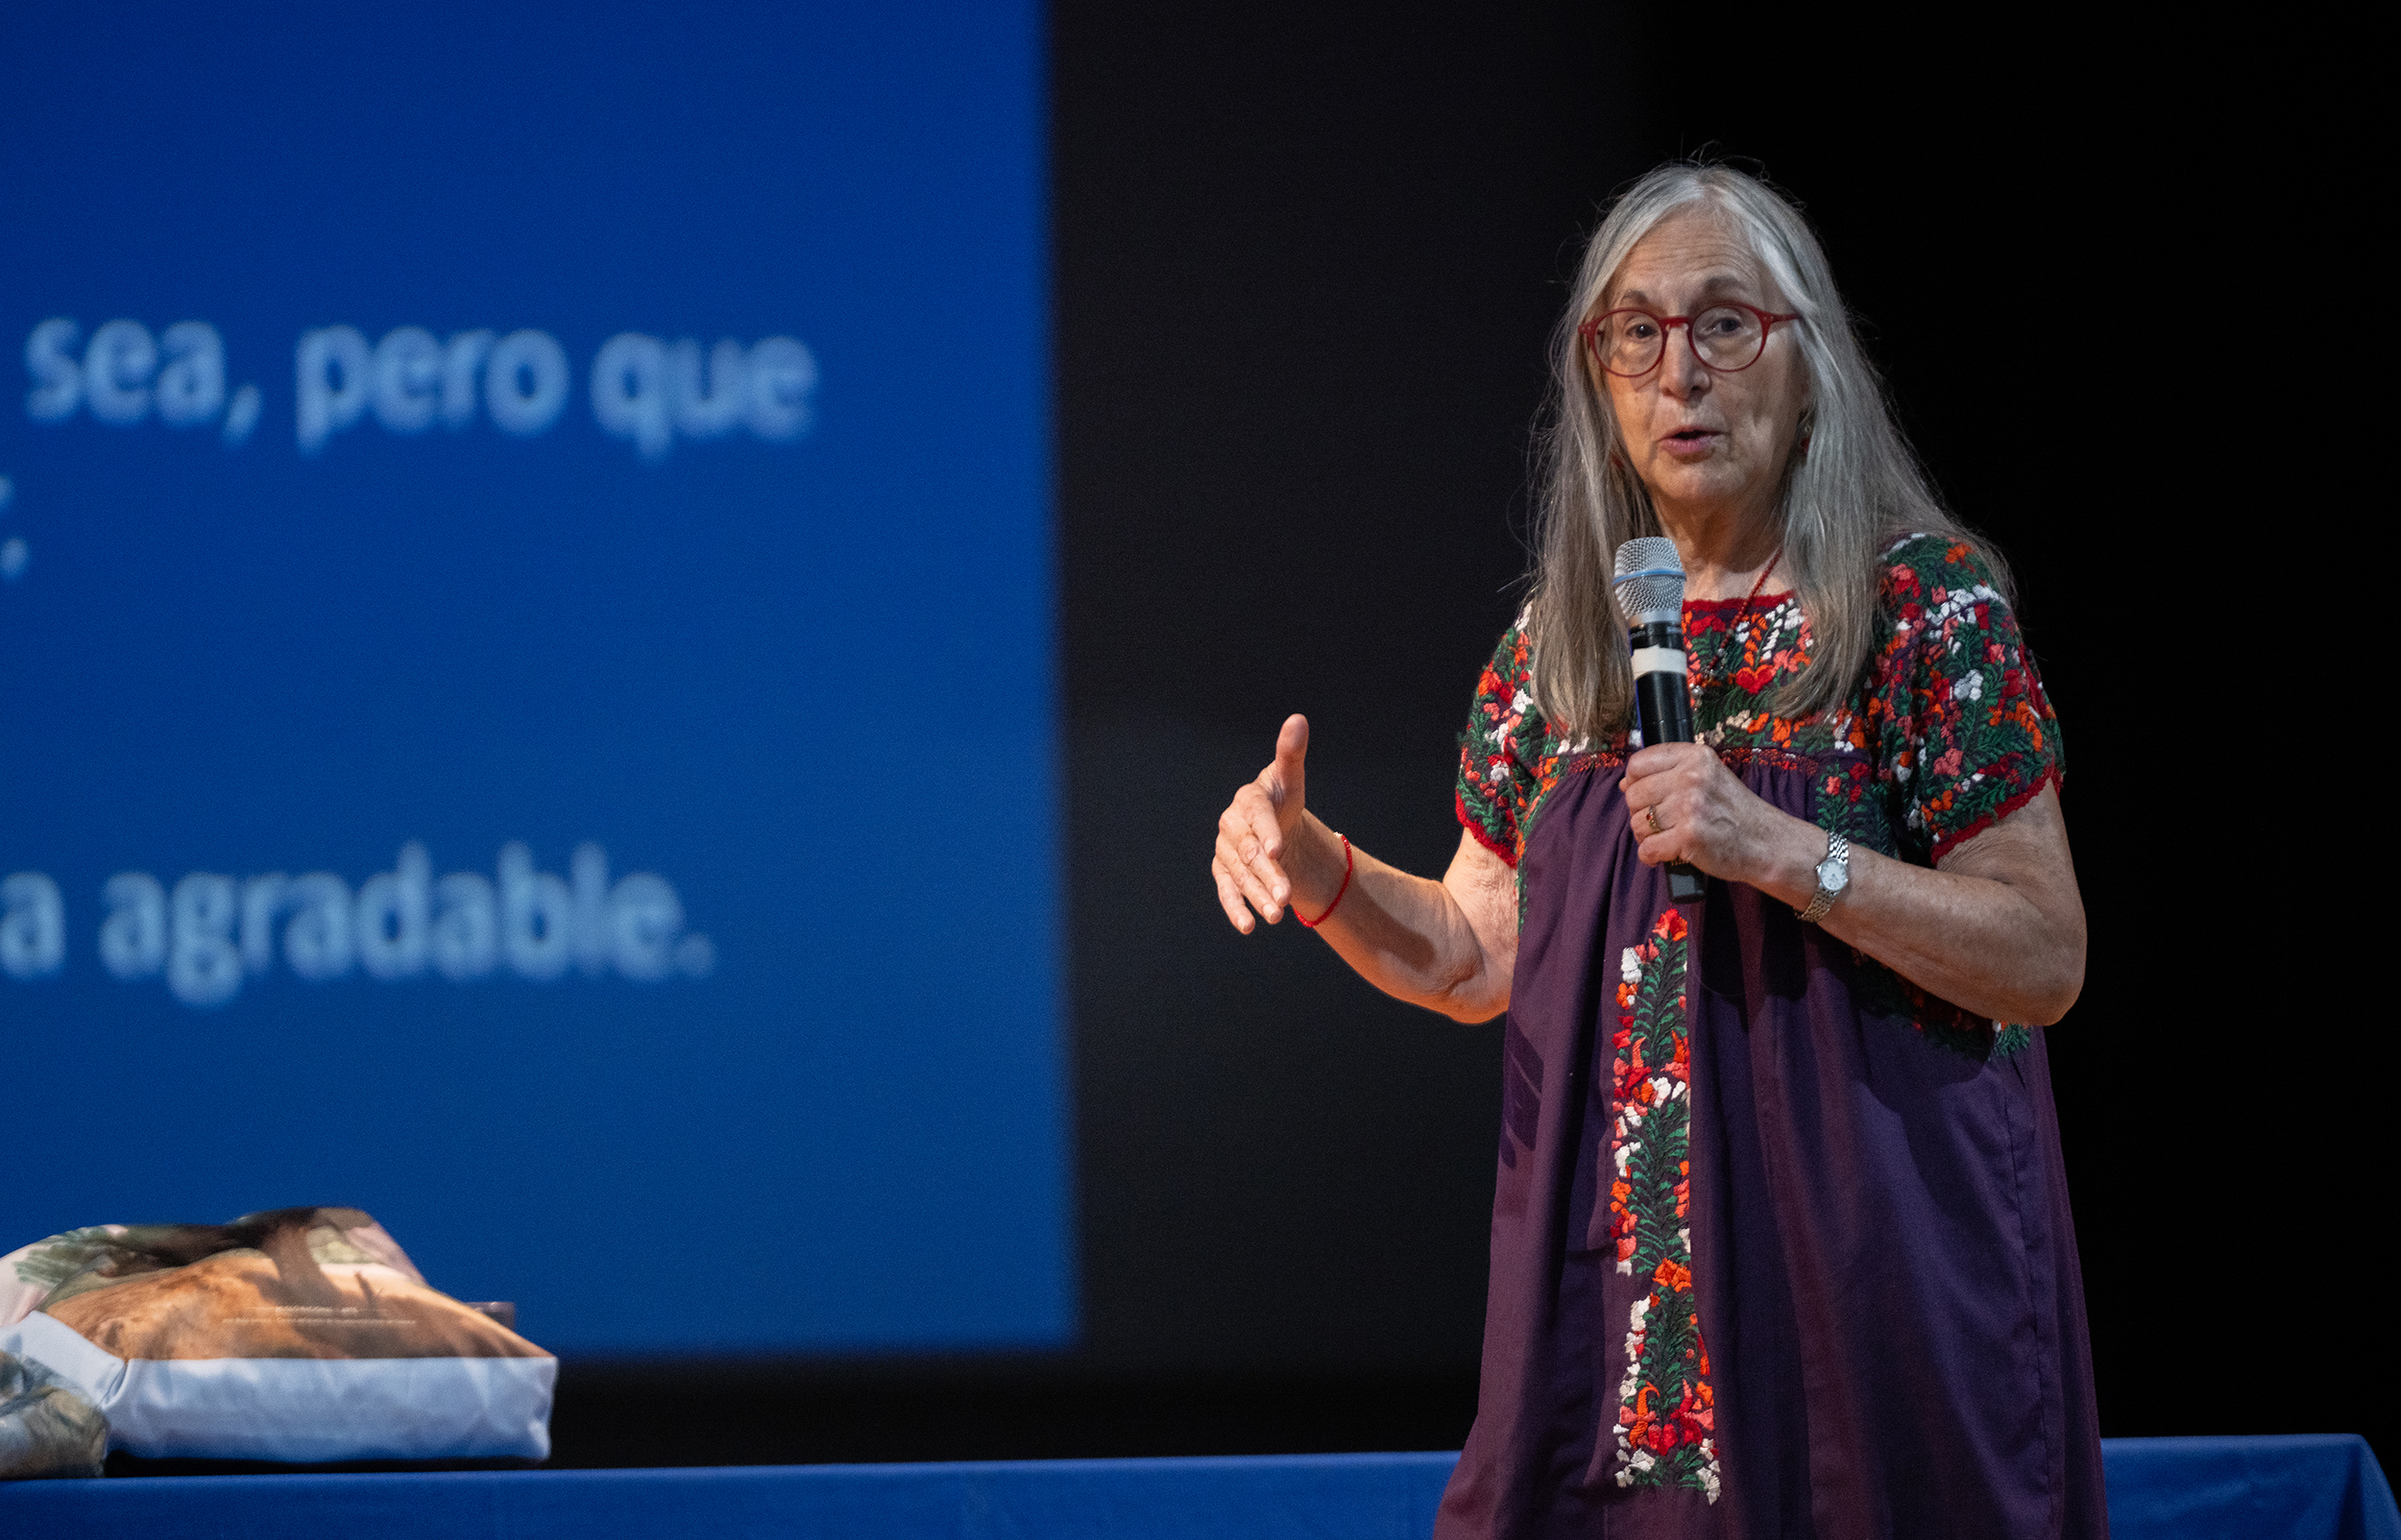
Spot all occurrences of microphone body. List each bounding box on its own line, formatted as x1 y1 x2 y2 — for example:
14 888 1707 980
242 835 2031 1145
1613 538 1708 904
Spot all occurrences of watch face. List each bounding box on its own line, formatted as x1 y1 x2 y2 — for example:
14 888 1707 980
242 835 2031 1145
1816 854 1849 894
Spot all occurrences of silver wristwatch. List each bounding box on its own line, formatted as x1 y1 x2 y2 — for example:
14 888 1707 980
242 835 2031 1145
1795 832 1849 925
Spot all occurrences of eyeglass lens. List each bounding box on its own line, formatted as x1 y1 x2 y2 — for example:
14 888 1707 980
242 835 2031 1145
1596 307 1767 374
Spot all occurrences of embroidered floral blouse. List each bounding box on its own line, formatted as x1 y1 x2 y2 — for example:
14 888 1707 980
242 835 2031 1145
1434 534 2098 1537
1456 533 2062 876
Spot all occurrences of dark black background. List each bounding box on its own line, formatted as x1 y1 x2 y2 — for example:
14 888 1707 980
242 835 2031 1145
553 2 2389 1473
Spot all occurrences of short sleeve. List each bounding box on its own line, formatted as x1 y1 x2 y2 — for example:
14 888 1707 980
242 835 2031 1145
1870 537 2064 863
1456 614 1563 868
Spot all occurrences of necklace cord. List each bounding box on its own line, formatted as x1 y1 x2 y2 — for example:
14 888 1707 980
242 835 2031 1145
1701 548 1783 726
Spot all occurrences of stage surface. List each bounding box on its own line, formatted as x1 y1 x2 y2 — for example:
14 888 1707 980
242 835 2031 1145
2 1436 2392 1538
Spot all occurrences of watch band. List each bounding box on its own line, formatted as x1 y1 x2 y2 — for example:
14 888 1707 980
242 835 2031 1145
1796 832 1848 925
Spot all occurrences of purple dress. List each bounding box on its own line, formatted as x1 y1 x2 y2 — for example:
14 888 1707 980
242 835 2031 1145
1436 537 2106 1539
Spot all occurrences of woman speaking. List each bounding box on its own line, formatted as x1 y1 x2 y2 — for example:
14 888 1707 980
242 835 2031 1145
1210 163 2103 1539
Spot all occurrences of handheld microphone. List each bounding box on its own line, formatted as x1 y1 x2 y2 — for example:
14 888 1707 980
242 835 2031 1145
1613 536 1706 904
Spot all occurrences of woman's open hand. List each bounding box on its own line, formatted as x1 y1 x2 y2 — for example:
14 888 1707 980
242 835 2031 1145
1206 713 1517 1021
1212 713 1316 932
1619 740 1809 887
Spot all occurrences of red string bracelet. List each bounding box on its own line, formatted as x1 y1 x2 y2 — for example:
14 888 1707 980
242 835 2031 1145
1297 832 1354 928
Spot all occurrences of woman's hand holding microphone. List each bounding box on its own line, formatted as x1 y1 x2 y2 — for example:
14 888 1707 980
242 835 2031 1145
1618 740 1822 895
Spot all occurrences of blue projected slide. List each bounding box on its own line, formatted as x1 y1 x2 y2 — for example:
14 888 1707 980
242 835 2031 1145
0 4 1067 1355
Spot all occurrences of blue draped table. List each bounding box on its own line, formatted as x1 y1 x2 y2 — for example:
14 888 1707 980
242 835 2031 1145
3 1436 2392 1538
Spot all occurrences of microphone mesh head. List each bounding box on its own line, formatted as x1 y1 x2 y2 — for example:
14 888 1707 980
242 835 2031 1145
1612 536 1686 624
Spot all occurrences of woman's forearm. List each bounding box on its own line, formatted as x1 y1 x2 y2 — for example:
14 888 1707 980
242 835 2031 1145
1279 813 1514 1023
1740 788 2085 1025
1624 743 2085 1026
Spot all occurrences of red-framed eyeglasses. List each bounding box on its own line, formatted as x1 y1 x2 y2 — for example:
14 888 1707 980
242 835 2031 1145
1577 301 1802 377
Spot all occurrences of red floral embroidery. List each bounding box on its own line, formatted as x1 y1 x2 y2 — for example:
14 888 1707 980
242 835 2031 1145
1453 614 1572 867
1453 536 2059 1058
1455 535 2061 870
1607 907 1718 1500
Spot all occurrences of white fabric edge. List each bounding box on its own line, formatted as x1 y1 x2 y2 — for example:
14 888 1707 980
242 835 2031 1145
1 1312 554 1461
0 1310 127 1408
110 1355 556 1462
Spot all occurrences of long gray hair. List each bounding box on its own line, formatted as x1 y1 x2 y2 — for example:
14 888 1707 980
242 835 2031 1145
1526 162 2001 737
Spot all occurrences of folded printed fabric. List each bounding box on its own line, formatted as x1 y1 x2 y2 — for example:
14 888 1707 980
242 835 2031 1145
0 1350 107 1480
0 1207 552 1468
